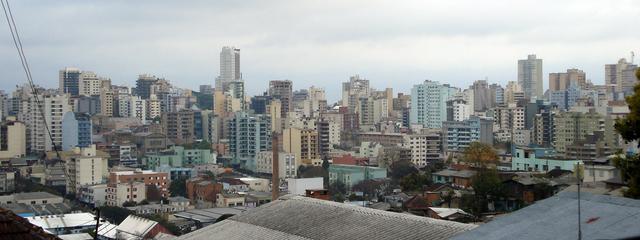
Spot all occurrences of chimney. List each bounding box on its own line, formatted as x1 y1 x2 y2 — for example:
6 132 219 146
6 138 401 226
272 132 280 201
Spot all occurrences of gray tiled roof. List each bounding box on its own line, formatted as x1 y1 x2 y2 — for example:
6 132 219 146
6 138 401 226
178 195 476 240
452 191 640 240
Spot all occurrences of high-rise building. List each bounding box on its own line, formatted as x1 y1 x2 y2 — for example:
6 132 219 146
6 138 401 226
490 83 504 106
283 128 319 166
518 54 543 100
135 74 162 99
118 95 147 123
269 80 293 117
19 94 71 152
471 80 494 112
446 99 472 122
162 109 195 145
442 116 493 153
605 58 638 100
504 81 525 106
410 80 458 128
227 112 271 169
99 88 114 117
215 46 242 91
61 112 92 151
549 68 586 92
146 94 161 120
0 118 26 159
403 130 442 167
59 67 82 96
552 110 617 154
341 75 371 113
57 145 109 195
79 71 109 97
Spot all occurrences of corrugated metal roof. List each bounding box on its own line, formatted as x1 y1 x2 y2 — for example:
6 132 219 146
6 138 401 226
115 215 157 238
26 213 96 230
452 191 640 240
178 195 476 240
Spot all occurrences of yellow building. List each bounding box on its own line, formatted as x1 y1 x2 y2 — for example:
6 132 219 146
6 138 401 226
0 117 26 159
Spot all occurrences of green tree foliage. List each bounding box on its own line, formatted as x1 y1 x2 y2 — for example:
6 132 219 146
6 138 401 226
389 160 418 181
170 177 188 197
399 172 431 192
461 142 499 167
468 168 504 215
328 181 347 201
99 206 133 224
613 68 640 199
193 91 213 110
298 165 327 179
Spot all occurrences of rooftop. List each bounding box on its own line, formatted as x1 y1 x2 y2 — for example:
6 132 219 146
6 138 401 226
433 169 476 178
26 213 97 230
178 195 476 240
13 192 63 201
452 191 640 240
0 207 60 240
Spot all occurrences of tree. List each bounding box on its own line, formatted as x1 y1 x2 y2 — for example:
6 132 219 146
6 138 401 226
614 68 640 198
298 165 327 179
322 157 330 188
389 160 418 181
122 200 137 207
328 181 347 201
461 142 498 167
469 168 504 215
399 172 431 192
170 177 188 197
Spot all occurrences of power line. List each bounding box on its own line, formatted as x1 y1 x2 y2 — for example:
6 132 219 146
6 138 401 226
1 0 61 158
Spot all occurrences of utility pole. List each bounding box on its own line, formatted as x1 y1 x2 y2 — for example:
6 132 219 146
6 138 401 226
93 207 101 240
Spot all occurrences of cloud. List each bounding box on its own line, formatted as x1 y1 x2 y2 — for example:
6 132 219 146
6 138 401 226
0 0 638 101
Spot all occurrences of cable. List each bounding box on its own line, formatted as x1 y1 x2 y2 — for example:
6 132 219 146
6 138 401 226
1 0 61 158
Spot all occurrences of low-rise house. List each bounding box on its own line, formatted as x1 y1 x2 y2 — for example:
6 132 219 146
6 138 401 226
216 193 245 207
115 215 173 240
427 207 473 222
512 146 582 172
432 169 476 188
186 177 223 208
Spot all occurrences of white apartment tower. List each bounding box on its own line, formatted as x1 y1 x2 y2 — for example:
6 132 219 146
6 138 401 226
215 46 242 91
518 54 543 100
19 94 71 152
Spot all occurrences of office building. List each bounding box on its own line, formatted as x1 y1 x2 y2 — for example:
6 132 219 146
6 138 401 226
605 58 638 99
517 54 543 99
59 67 82 96
215 46 242 91
549 68 586 91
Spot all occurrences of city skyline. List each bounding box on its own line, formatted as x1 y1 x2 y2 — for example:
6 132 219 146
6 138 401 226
0 1 639 101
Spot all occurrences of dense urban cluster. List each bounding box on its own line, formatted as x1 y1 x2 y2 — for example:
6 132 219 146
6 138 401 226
1 47 640 239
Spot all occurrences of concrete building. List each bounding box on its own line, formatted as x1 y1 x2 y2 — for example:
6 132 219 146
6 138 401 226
162 109 195 145
78 184 107 207
410 80 458 128
100 88 114 117
143 146 216 169
442 116 493 153
61 112 92 151
446 98 472 122
50 145 109 195
403 131 443 167
0 191 63 205
328 164 387 191
147 94 162 120
0 171 15 193
269 80 293 117
0 118 26 159
517 54 543 99
79 71 109 97
20 94 71 152
552 110 616 154
118 95 147 123
255 151 297 179
512 146 582 172
605 58 638 100
504 81 525 106
108 169 170 200
59 67 82 96
215 46 242 91
283 128 320 166
342 75 371 113
106 181 146 206
227 112 271 170
471 80 494 112
549 68 586 91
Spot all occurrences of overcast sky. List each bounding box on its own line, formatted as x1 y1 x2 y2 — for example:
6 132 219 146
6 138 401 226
1 0 639 101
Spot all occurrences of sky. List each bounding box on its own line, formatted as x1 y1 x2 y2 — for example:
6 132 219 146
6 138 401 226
1 0 639 102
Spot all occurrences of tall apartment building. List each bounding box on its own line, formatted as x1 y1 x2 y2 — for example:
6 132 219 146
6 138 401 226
306 86 327 117
605 58 638 99
471 80 494 112
135 74 162 99
0 118 26 159
446 99 472 122
549 69 586 91
403 130 442 167
552 110 616 154
410 80 458 128
283 128 319 166
146 94 161 120
255 151 298 179
534 108 556 147
518 54 543 99
227 112 271 168
100 88 114 117
215 46 242 91
491 83 505 106
59 67 82 96
269 80 293 117
162 109 195 145
504 81 525 106
79 71 109 96
118 95 147 123
61 112 92 151
342 75 371 113
20 94 71 152
442 116 493 153
57 145 109 195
